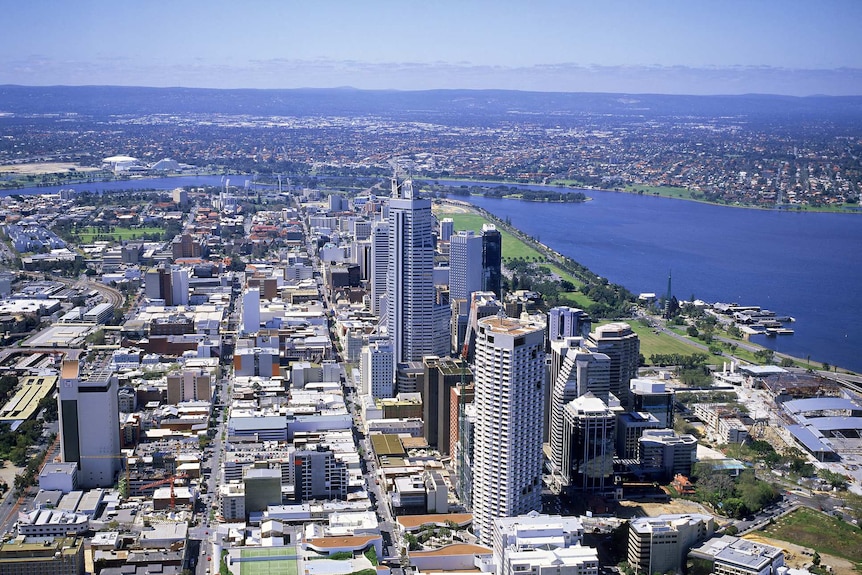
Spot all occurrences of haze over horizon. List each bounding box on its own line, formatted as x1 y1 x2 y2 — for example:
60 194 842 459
2 0 861 97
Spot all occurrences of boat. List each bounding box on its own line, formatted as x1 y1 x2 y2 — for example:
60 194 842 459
765 327 794 336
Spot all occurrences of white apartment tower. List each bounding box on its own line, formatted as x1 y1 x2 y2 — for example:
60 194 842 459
360 341 395 398
449 230 484 301
58 361 121 489
386 175 449 363
472 315 546 545
370 221 389 317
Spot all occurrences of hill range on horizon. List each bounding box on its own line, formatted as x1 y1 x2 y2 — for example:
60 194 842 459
2 85 862 124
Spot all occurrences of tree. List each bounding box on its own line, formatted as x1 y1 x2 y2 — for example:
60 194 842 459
404 533 421 551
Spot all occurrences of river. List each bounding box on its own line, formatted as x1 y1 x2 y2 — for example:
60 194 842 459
4 176 861 373
452 185 862 374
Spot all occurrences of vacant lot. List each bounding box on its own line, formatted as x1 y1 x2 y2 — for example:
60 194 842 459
760 507 862 566
0 162 100 175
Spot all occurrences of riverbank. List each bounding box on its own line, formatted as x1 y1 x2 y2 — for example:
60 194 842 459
420 175 861 214
435 197 856 375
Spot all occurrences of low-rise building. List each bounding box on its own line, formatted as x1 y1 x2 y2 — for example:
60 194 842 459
689 535 785 575
0 536 85 575
628 514 715 575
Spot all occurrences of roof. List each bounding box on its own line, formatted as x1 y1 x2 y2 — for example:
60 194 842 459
479 315 541 336
304 534 380 549
409 543 491 557
737 365 788 376
787 425 835 454
805 416 862 432
370 434 406 457
396 513 473 530
783 397 862 415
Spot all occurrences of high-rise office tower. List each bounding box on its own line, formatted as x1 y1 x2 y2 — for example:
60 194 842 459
472 315 545 545
386 176 449 363
170 267 189 306
58 361 121 489
561 393 616 494
586 322 640 408
481 224 502 297
370 221 389 317
545 307 592 444
439 218 454 243
241 287 261 335
449 231 484 302
548 307 591 342
548 337 610 473
630 378 675 428
423 356 472 454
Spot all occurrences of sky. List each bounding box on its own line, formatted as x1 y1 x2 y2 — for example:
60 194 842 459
2 0 861 96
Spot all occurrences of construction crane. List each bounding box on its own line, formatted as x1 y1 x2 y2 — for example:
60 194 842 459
140 473 189 510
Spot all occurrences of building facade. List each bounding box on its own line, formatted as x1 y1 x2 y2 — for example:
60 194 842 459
449 231 484 302
58 362 121 489
586 323 639 408
472 315 546 545
481 224 502 298
549 338 610 473
560 393 616 494
628 514 715 575
386 176 449 364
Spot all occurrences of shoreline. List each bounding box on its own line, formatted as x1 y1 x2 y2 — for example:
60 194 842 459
422 176 862 215
436 197 857 376
2 168 859 214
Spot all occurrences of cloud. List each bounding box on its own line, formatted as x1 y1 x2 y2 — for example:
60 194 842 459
1 55 861 96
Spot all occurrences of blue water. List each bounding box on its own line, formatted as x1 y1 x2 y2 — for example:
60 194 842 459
5 176 861 372
0 175 243 197
454 186 862 373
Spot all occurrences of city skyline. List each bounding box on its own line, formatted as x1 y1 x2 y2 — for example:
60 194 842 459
1 0 861 96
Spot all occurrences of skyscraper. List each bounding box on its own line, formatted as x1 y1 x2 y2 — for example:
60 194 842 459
548 307 591 342
481 224 502 297
561 393 616 494
472 315 545 545
449 231 483 301
386 175 449 363
58 361 121 489
586 322 640 408
548 337 610 474
439 217 454 242
370 221 389 317
241 287 260 335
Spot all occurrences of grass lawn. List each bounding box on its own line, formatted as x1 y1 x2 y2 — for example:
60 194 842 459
72 225 165 243
239 547 300 575
601 319 725 366
624 184 698 200
436 207 600 306
435 210 544 261
760 507 862 565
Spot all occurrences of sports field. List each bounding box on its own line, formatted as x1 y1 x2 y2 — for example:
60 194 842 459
238 547 299 575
